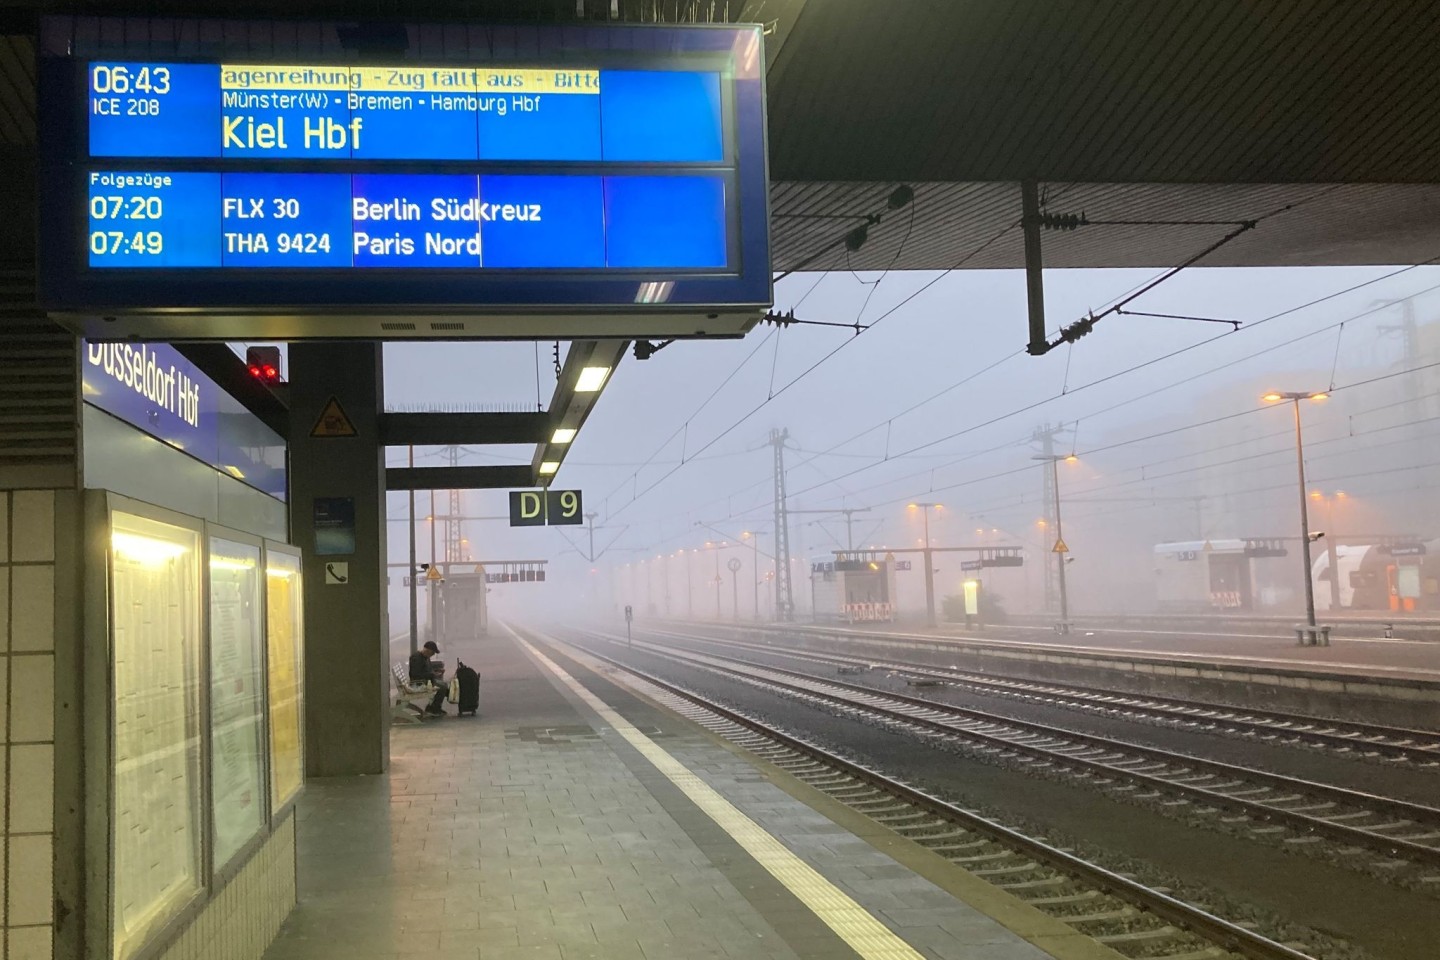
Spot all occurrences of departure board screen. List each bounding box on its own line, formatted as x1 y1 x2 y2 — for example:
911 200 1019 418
39 18 771 337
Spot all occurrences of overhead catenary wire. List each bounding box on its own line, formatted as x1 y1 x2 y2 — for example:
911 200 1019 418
601 220 1024 525
775 263 1440 510
599 253 1440 551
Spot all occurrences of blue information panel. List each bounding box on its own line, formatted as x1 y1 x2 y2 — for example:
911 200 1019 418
85 170 725 269
40 18 771 333
87 63 721 163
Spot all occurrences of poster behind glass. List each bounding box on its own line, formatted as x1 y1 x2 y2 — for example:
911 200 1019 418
209 538 267 868
266 549 304 809
110 511 203 960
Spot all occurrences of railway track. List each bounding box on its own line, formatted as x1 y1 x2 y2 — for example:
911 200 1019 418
650 624 1440 765
529 626 1320 960
584 627 1440 882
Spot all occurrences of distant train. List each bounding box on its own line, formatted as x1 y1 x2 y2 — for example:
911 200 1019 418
1154 538 1436 613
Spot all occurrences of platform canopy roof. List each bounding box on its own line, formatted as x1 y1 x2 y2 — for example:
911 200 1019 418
3 0 1440 271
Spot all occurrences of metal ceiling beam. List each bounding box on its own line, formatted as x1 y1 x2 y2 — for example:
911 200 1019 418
530 338 628 482
385 464 533 491
380 411 549 446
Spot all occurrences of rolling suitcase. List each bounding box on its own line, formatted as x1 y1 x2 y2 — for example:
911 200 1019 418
454 661 480 717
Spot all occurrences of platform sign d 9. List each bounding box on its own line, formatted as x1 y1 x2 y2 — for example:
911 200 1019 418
509 489 583 527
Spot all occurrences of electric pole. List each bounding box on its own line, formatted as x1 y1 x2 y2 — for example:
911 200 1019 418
1031 423 1070 613
770 428 795 621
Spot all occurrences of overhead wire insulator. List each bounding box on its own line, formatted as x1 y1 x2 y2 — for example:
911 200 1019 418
1038 211 1088 231
1058 312 1097 344
763 309 796 329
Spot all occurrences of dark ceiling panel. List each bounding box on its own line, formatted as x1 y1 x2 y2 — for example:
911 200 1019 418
8 3 1440 273
767 0 1440 183
772 181 1440 271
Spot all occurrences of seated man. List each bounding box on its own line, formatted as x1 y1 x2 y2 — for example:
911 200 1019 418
408 640 448 717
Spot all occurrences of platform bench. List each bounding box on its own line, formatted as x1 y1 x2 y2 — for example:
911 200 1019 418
392 662 439 723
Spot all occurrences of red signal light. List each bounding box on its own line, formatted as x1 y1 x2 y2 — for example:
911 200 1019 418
245 346 283 385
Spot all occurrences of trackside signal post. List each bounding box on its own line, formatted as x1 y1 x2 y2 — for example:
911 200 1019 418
1033 453 1075 633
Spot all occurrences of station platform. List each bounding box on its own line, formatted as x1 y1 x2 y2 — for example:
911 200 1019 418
261 625 1096 960
753 618 1440 684
924 622 1440 683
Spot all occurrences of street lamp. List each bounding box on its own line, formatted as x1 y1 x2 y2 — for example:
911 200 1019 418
1032 454 1076 632
908 502 942 627
1263 390 1329 643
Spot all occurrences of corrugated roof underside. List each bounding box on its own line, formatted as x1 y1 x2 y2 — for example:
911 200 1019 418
0 35 34 145
771 181 1440 270
768 0 1440 183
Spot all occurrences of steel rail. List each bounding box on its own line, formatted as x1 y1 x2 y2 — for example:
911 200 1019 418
651 625 1440 763
605 628 1440 868
534 627 1317 960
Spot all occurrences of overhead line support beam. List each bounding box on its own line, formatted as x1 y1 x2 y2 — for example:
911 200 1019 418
1021 180 1048 357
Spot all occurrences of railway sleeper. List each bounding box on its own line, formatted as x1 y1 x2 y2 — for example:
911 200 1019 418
927 836 992 852
1361 820 1418 833
947 849 1015 865
970 861 1042 878
871 811 935 826
891 822 960 838
994 875 1070 891
1065 908 1138 924
1152 948 1231 960
1094 925 1181 944
1101 755 1157 767
1318 810 1383 822
800 775 854 787
1210 786 1272 799
1271 801 1337 814
1026 890 1103 906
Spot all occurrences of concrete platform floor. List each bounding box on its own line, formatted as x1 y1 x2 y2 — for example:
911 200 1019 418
261 624 1102 960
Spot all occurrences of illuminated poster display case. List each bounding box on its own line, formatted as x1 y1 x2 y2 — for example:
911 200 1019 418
92 494 304 960
265 548 304 810
109 510 204 960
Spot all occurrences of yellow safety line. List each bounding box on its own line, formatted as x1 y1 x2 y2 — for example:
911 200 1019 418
512 628 926 960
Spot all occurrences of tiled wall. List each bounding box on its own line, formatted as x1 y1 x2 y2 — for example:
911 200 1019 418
2 489 57 960
154 816 297 960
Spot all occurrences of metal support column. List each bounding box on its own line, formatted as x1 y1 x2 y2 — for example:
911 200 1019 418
771 428 794 621
1022 180 1048 356
288 341 388 776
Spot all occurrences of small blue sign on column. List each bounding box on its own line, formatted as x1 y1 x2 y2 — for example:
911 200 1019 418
313 497 356 556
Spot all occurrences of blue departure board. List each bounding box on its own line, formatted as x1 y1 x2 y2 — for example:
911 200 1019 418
86 170 726 269
40 17 771 336
87 63 722 163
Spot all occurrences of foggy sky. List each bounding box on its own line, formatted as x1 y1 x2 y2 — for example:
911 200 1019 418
380 263 1440 624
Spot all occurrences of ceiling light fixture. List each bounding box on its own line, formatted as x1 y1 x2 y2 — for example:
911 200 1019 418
575 366 610 392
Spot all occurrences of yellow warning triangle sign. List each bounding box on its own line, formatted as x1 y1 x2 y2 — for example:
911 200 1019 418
425 565 443 582
1052 538 1069 553
310 397 358 438
1202 539 1214 552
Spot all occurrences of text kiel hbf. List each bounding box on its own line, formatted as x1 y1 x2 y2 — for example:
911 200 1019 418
222 94 548 150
